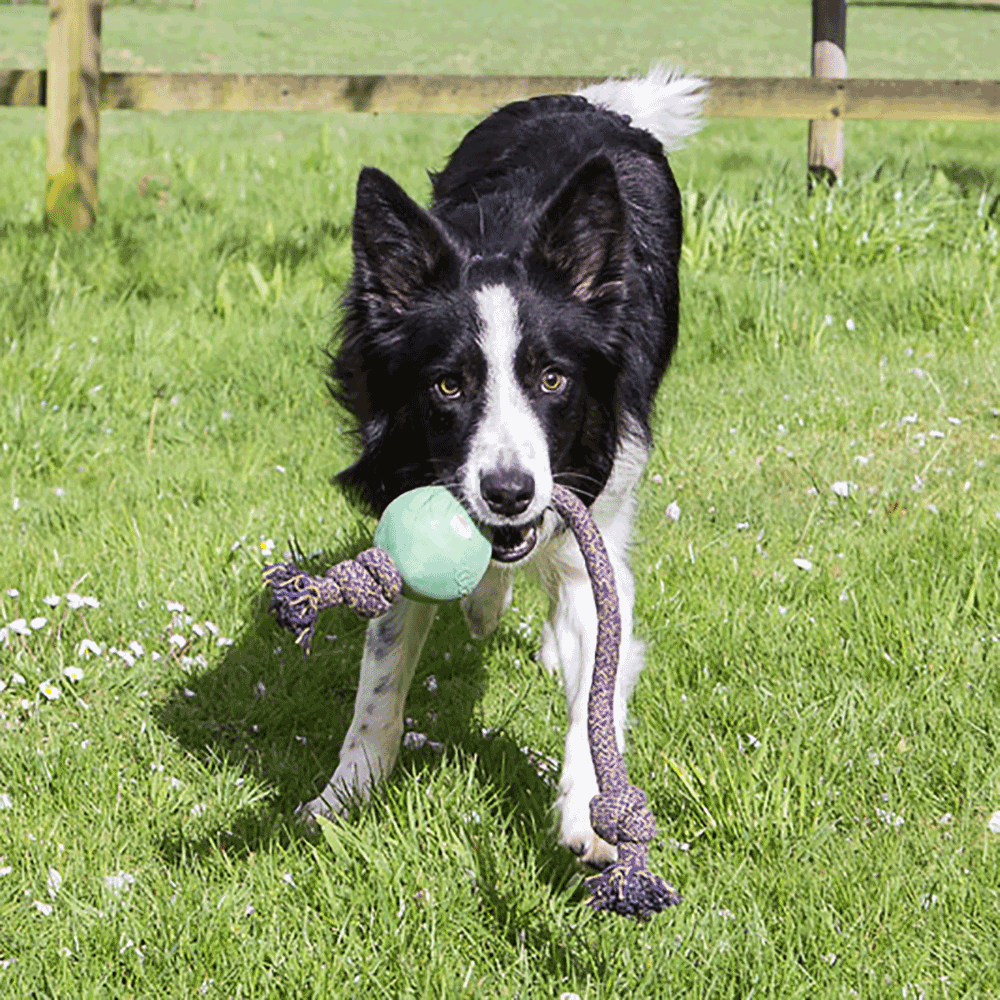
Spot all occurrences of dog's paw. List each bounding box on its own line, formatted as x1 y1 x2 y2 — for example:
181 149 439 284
556 784 619 869
558 810 618 868
294 788 349 832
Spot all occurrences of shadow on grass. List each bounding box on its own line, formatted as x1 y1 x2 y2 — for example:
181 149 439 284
151 537 596 955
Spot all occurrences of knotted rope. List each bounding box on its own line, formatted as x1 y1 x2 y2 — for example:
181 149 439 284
263 483 680 917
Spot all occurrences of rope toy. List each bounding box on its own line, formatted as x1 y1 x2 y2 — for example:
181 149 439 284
263 483 681 918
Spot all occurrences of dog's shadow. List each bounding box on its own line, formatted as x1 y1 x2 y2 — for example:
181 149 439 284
152 540 590 915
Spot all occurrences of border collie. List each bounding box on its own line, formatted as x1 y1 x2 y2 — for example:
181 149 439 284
299 67 705 866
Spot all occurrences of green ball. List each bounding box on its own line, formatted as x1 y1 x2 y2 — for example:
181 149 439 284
373 486 492 603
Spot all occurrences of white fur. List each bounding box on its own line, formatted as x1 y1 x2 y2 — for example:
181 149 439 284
575 64 707 152
462 284 553 528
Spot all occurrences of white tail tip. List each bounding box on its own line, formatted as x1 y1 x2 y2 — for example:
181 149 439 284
575 64 707 152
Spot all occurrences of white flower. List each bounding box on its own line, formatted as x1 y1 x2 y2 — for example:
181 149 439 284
7 619 30 637
281 872 296 886
33 900 53 916
166 601 185 613
169 633 187 648
5 589 18 598
988 810 1000 835
104 871 136 896
845 318 856 331
665 500 681 522
793 558 813 571
0 794 11 810
216 637 234 647
66 593 85 609
0 679 5 694
39 683 61 701
259 538 275 558
113 648 136 667
11 672 26 686
831 481 852 498
183 688 196 699
47 868 62 899
128 640 145 658
30 617 47 630
81 596 99 608
77 638 102 659
63 667 84 683
42 594 61 607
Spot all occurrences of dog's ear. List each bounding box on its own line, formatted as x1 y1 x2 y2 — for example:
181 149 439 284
529 154 626 306
351 167 460 315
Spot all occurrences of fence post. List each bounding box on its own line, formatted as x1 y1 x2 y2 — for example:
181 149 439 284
45 0 102 229
808 0 847 184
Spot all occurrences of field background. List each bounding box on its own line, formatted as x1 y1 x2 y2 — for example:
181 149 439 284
1 2 1000 998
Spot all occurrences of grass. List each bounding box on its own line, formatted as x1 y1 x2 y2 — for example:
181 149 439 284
4 0 1000 79
2 4 1000 997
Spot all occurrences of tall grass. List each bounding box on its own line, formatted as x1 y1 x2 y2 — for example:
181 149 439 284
0 102 999 997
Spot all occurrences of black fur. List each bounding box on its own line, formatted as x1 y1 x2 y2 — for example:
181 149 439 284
332 93 683 517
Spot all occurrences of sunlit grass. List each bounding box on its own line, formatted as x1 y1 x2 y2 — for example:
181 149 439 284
1 98 999 998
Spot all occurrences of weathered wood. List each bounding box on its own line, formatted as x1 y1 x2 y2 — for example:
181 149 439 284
96 72 607 113
0 69 45 107
809 0 848 184
5 70 1000 121
45 0 102 230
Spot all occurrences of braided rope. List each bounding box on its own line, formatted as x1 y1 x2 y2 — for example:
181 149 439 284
264 484 680 917
263 548 402 654
549 484 681 916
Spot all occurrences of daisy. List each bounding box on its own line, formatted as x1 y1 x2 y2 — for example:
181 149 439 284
40 683 61 701
63 667 84 683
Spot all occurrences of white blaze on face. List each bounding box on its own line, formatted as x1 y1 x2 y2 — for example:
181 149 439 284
465 284 553 524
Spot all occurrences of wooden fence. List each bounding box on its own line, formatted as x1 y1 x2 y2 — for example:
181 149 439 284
1 0 998 228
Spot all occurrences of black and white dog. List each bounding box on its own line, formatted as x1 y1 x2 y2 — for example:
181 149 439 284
299 67 705 866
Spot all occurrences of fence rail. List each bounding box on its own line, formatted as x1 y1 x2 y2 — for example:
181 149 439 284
2 69 1000 120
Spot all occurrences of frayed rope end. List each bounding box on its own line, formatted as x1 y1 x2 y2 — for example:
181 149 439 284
585 862 682 918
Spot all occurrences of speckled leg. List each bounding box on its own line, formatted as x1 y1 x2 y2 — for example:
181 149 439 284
297 597 436 825
461 563 514 639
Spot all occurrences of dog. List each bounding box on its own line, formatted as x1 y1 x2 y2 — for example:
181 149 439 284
298 67 705 866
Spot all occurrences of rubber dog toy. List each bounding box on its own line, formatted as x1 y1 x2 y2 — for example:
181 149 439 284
263 484 681 917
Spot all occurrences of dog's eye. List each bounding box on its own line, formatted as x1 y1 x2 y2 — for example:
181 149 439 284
436 376 462 399
540 369 565 393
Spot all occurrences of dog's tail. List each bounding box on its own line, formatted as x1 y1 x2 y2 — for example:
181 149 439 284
575 65 707 152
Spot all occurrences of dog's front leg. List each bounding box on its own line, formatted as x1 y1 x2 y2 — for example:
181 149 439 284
297 597 436 825
541 537 642 869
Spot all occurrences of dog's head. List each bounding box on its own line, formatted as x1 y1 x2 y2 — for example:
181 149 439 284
333 156 630 563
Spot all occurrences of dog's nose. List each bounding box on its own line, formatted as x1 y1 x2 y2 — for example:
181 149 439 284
480 468 535 517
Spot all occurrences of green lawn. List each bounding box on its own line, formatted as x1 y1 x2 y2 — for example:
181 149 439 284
3 0 1000 79
2 2 1000 997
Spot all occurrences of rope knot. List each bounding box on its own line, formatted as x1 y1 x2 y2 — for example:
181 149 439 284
263 549 403 656
589 784 657 846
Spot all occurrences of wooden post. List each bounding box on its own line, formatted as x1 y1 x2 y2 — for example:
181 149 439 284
45 0 102 229
808 0 847 185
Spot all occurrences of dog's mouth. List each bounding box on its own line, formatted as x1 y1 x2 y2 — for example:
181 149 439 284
488 522 539 563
